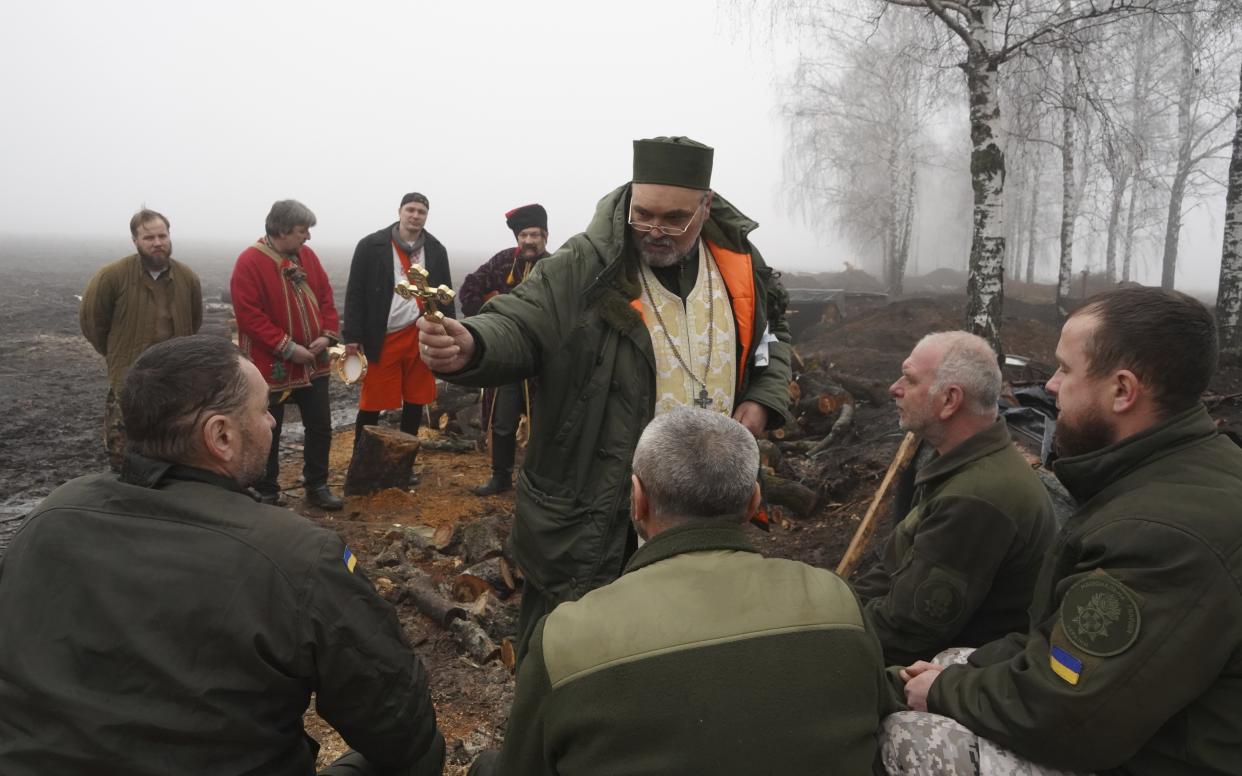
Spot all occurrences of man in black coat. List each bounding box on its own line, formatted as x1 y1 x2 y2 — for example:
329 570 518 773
343 192 455 450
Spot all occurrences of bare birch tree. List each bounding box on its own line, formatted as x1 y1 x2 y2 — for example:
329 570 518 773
877 0 1169 352
1215 60 1242 356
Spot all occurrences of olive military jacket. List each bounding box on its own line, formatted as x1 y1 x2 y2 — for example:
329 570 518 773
930 405 1242 775
470 522 892 776
79 254 203 390
440 185 792 601
853 419 1056 665
0 455 444 776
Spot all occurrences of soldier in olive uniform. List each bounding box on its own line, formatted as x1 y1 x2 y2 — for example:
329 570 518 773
854 331 1056 665
886 287 1242 776
0 336 444 776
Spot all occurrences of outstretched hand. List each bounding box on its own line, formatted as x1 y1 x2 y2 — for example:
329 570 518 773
416 315 475 374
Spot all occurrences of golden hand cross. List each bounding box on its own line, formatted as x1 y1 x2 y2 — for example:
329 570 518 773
395 264 456 323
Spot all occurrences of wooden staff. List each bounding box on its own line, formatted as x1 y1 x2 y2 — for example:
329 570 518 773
836 432 918 578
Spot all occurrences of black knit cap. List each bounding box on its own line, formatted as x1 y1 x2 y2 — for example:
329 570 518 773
400 192 429 208
505 203 547 235
632 136 713 190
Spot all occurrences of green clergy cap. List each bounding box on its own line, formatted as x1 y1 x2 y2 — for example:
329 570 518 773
632 136 714 190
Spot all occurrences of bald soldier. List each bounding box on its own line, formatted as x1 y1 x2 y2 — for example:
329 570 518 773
417 137 792 661
886 287 1242 776
853 332 1055 665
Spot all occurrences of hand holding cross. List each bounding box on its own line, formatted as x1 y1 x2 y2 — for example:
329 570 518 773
395 264 456 322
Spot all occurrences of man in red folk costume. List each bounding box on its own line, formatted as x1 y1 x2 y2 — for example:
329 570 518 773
230 199 344 511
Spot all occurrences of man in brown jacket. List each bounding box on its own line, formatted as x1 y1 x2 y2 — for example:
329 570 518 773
80 208 202 470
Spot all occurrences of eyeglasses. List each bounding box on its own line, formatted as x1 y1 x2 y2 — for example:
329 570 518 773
628 200 706 237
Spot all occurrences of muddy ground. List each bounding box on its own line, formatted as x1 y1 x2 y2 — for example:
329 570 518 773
4 261 1242 772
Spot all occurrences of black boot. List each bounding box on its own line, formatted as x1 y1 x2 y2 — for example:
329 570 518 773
471 470 512 497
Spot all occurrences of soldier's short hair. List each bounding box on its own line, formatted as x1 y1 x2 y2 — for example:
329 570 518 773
129 208 170 238
1073 286 1217 417
632 408 759 522
920 331 1001 416
122 335 252 463
264 199 317 238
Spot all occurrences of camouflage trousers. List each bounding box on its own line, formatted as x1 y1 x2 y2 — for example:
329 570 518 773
881 648 1089 776
103 386 126 472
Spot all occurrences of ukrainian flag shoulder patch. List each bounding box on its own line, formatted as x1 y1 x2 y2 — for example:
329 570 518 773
343 546 357 573
1050 645 1082 686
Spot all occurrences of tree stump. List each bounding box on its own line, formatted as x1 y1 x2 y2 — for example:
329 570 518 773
345 426 420 496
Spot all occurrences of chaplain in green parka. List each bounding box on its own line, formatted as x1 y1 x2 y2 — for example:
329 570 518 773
416 136 793 662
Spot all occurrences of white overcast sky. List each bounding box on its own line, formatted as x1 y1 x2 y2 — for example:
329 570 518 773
0 0 839 271
0 0 1231 290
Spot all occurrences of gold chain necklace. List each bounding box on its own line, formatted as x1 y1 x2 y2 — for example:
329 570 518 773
638 252 716 409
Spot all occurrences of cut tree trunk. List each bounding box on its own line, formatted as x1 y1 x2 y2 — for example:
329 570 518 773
808 402 856 459
344 426 419 496
459 514 508 566
403 573 466 627
449 618 499 664
452 556 517 601
757 439 783 472
763 475 818 518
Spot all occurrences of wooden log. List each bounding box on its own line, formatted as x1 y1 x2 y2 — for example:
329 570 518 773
788 379 802 405
432 523 460 553
449 618 499 663
420 437 476 453
402 573 466 627
827 372 890 407
836 432 919 578
451 574 495 603
764 474 818 517
460 515 507 565
808 401 856 459
770 426 807 443
467 591 520 643
500 638 517 672
458 556 515 596
344 426 420 496
756 439 783 472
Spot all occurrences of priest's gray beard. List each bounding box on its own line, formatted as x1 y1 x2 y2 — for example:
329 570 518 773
638 234 694 268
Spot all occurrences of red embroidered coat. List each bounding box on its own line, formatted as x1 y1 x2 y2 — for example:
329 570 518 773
230 240 341 391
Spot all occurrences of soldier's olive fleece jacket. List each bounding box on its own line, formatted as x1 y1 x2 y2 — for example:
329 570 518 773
853 419 1056 665
930 405 1242 775
0 455 444 776
440 184 793 602
471 521 892 776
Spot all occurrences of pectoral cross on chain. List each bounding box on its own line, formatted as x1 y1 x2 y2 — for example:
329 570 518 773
395 264 456 323
694 388 713 409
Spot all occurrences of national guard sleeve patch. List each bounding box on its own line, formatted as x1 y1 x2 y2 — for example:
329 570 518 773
1049 645 1083 685
1059 572 1141 657
912 570 966 626
342 546 357 573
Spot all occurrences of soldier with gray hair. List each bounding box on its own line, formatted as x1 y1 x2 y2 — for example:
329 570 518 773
852 331 1056 665
468 407 894 776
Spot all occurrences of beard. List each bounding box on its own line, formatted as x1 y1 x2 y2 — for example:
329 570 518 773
1053 405 1114 458
236 428 273 488
137 242 172 269
637 234 687 267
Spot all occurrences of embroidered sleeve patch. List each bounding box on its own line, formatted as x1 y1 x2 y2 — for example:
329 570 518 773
1059 573 1140 657
913 576 965 625
1049 645 1083 685
342 546 357 573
